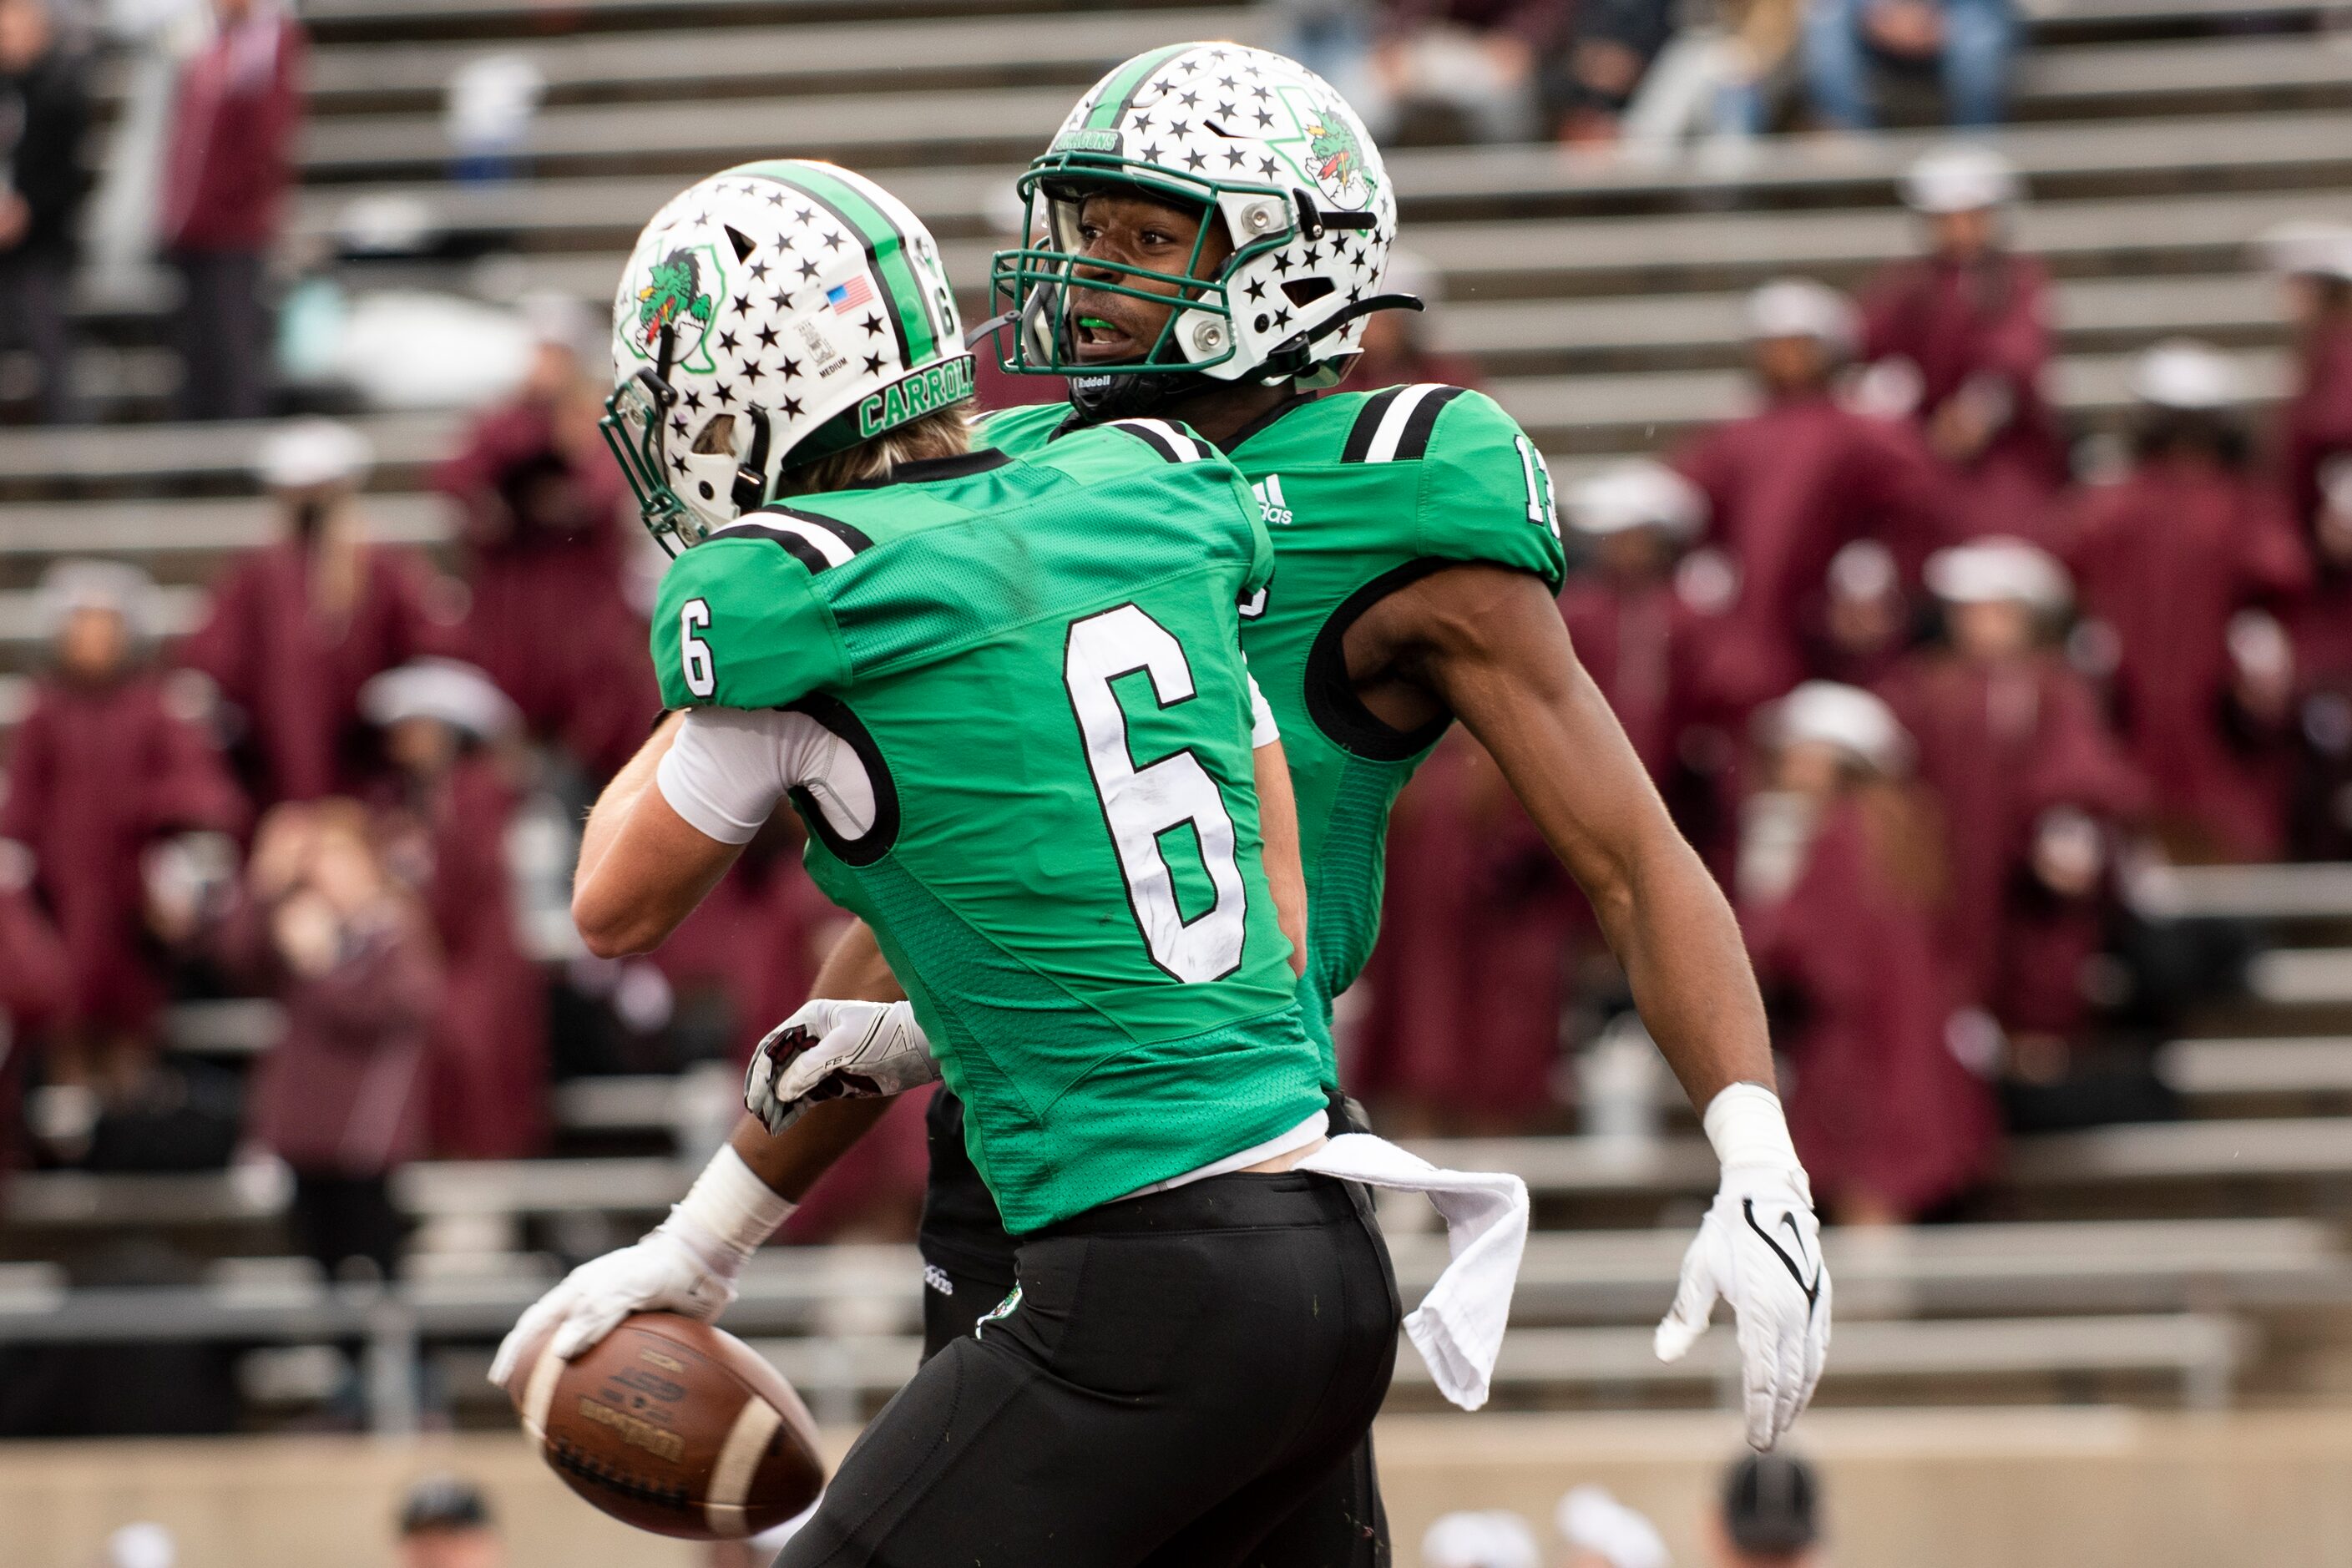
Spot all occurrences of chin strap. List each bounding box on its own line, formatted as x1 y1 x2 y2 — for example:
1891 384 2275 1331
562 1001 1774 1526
1258 291 1423 381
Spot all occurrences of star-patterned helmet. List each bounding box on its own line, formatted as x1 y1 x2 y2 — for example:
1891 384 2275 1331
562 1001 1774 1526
988 43 1405 412
601 159 974 554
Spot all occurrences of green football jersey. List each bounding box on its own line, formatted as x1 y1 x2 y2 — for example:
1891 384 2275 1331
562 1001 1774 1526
650 427 1325 1232
984 386 1568 1083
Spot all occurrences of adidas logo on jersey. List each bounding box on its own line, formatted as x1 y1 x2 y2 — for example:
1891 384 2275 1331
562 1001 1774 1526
1252 475 1294 527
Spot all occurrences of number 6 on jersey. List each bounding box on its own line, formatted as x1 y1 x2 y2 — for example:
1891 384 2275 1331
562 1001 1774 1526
1063 604 1250 984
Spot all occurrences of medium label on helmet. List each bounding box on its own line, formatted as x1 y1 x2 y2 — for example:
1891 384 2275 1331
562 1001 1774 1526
1053 128 1123 155
857 355 976 437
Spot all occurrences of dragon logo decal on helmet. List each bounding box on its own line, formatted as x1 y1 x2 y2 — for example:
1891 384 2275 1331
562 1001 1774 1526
987 43 1413 421
601 159 974 555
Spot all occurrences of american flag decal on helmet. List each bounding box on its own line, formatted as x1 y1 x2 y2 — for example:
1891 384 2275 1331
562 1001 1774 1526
827 276 876 315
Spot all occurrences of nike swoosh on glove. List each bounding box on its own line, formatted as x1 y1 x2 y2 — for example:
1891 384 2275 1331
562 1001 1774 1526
743 998 940 1136
488 1227 736 1388
1653 1164 1831 1450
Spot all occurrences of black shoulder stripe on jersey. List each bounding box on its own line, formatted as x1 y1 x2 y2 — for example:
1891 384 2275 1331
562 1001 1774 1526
1338 388 1406 463
1304 558 1457 761
766 506 876 554
1106 418 1213 463
712 522 838 575
721 507 875 570
781 693 901 867
1390 385 1468 463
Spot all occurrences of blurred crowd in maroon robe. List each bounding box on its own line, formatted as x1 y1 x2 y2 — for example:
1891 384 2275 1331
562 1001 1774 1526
8 143 2352 1252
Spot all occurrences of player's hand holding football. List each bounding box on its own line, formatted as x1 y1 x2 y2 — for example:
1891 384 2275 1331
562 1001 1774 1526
489 1145 793 1387
1652 1083 1830 1450
743 998 939 1135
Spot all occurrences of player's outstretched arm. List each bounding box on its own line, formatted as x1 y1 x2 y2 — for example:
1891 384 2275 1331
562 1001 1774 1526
572 713 743 957
494 905 908 1387
1393 562 1828 1450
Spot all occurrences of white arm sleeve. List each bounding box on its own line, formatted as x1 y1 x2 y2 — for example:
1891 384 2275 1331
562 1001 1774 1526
1247 671 1281 750
655 708 800 845
657 706 883 847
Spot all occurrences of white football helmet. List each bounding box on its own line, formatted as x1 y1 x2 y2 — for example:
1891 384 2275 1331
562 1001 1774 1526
602 159 974 554
989 43 1410 419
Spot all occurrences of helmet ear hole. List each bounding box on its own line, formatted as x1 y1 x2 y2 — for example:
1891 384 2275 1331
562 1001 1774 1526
1282 277 1335 308
723 224 757 263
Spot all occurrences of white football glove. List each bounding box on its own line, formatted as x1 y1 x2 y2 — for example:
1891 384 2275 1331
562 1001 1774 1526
488 1227 733 1387
488 1146 792 1388
744 998 939 1136
1653 1085 1831 1451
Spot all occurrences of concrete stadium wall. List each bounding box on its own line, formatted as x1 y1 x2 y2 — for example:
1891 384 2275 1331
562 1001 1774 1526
3 1408 2352 1566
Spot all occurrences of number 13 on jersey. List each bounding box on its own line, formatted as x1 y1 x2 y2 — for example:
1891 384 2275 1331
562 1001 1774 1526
1063 604 1251 984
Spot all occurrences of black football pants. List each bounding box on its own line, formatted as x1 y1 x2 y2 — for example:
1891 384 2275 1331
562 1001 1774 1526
775 1171 1399 1568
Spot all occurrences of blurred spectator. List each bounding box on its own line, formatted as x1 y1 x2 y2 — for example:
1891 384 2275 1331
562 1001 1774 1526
2263 223 2352 534
1358 727 1575 1130
1862 144 2066 539
432 294 660 781
1550 0 1679 143
1802 0 2015 129
1372 0 1571 143
1559 459 1719 789
1351 250 1486 390
159 0 304 421
2063 341 2312 861
360 660 546 1160
1422 1509 1541 1568
1879 539 2146 1050
2260 230 2352 849
0 846 68 1183
1674 278 1952 709
0 0 90 424
0 562 245 1107
178 420 460 807
1812 537 1909 689
1619 0 1801 156
443 53 542 185
397 1474 502 1568
1739 682 1998 1222
1557 1485 1671 1568
1712 1452 1820 1568
221 800 439 1280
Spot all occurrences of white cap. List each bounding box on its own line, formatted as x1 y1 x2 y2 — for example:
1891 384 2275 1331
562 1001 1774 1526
104 1524 177 1568
1925 535 2071 610
1901 142 2020 215
1422 1510 1541 1568
39 559 157 640
1767 680 1911 775
1380 247 1442 307
257 417 373 490
1557 1485 1672 1568
1745 279 1857 357
1566 460 1708 540
1827 538 1897 602
2127 339 2243 410
2252 220 2352 283
519 290 601 358
360 658 519 741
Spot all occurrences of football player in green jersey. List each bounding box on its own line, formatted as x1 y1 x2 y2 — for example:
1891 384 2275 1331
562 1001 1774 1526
518 46 1828 1566
752 43 1829 1475
494 159 1436 1564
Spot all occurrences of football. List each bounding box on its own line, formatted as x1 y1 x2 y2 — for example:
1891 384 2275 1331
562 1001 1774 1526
506 1313 825 1540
